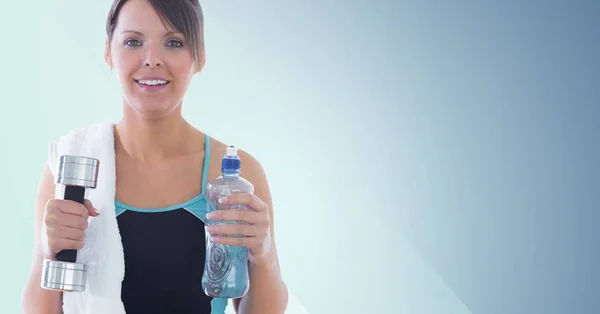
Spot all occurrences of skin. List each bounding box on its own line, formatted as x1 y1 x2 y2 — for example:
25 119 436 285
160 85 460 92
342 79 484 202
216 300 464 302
21 0 288 313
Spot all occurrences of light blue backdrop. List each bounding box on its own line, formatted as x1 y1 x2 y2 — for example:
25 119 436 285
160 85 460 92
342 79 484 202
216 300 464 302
1 0 598 313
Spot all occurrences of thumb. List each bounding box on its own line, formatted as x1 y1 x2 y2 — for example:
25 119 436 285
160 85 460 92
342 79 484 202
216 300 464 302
83 199 100 217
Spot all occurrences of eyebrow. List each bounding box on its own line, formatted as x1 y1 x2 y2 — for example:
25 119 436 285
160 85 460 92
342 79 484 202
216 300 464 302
121 30 183 36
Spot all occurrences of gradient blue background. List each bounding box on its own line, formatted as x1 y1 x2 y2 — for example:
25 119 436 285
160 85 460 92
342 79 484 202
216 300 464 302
1 0 599 313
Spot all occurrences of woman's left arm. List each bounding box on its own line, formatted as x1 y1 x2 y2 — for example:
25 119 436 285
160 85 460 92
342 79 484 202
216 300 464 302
205 150 289 314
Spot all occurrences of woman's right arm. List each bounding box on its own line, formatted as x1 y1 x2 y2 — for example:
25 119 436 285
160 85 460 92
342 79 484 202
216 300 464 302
22 162 99 313
22 164 63 314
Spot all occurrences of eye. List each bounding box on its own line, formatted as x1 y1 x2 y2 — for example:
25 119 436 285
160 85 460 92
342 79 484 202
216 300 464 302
125 39 142 47
167 39 184 48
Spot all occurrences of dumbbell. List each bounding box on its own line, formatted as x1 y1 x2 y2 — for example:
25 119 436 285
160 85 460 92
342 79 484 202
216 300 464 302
41 155 100 292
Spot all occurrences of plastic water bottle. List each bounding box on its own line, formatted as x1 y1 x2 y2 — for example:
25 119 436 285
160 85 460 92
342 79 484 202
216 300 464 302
202 146 253 298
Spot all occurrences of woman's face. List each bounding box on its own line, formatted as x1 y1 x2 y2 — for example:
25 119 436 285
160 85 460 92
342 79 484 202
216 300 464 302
105 0 198 119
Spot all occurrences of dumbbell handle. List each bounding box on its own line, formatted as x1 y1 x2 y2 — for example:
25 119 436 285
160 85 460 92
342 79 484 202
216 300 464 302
55 185 86 263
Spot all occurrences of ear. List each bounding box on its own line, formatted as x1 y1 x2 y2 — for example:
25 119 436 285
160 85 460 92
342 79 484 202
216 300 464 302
194 50 206 74
104 39 113 69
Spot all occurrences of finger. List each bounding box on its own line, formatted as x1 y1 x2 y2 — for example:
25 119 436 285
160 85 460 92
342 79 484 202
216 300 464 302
44 211 86 231
50 199 89 218
206 209 265 224
218 194 267 212
49 237 84 252
83 199 100 217
55 212 88 230
206 223 263 237
47 224 86 241
211 234 261 248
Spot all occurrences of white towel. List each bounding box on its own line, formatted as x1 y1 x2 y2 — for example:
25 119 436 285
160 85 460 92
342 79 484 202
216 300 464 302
47 122 126 314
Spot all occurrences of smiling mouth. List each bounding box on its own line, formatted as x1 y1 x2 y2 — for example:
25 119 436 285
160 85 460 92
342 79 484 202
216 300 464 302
134 79 170 86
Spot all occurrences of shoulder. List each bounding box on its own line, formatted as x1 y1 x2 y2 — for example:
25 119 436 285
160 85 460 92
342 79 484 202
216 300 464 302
47 121 115 147
238 149 269 189
55 122 114 141
51 122 115 153
207 136 268 181
47 121 115 177
206 136 271 200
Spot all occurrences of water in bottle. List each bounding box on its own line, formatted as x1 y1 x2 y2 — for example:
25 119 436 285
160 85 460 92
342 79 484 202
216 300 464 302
202 146 253 298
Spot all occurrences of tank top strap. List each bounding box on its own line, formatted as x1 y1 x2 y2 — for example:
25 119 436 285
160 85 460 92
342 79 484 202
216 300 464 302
201 133 211 194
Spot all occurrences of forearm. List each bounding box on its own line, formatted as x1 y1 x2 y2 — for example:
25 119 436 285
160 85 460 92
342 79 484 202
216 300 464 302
238 256 288 314
22 276 63 314
23 252 64 314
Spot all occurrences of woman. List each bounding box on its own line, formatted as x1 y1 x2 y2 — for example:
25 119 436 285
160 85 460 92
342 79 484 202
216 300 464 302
22 0 288 313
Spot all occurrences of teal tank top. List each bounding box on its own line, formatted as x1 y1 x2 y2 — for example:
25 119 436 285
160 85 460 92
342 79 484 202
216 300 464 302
114 134 228 314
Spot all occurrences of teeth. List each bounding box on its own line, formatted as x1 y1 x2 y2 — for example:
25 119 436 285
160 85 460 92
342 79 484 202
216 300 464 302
138 79 168 86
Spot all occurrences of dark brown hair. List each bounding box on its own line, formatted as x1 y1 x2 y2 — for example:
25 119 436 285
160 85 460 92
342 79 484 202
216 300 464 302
106 0 205 67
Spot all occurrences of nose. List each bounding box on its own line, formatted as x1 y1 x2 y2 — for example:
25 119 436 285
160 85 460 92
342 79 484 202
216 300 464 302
144 46 163 68
145 59 161 67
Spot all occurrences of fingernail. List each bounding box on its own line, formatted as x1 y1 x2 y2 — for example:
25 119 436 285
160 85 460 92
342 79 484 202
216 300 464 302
218 197 227 204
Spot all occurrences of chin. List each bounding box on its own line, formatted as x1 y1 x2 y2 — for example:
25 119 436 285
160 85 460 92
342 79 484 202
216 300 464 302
126 97 181 120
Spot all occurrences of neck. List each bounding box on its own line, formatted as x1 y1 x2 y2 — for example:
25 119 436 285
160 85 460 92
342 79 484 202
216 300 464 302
115 105 193 162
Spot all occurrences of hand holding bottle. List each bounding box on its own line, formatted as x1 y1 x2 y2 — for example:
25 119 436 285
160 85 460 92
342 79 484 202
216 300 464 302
205 193 273 264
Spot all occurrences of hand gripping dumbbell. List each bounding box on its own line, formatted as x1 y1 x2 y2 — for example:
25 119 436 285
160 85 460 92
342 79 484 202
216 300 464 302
41 155 100 292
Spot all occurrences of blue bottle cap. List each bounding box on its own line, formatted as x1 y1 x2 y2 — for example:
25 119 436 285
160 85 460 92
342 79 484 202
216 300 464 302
222 146 241 172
